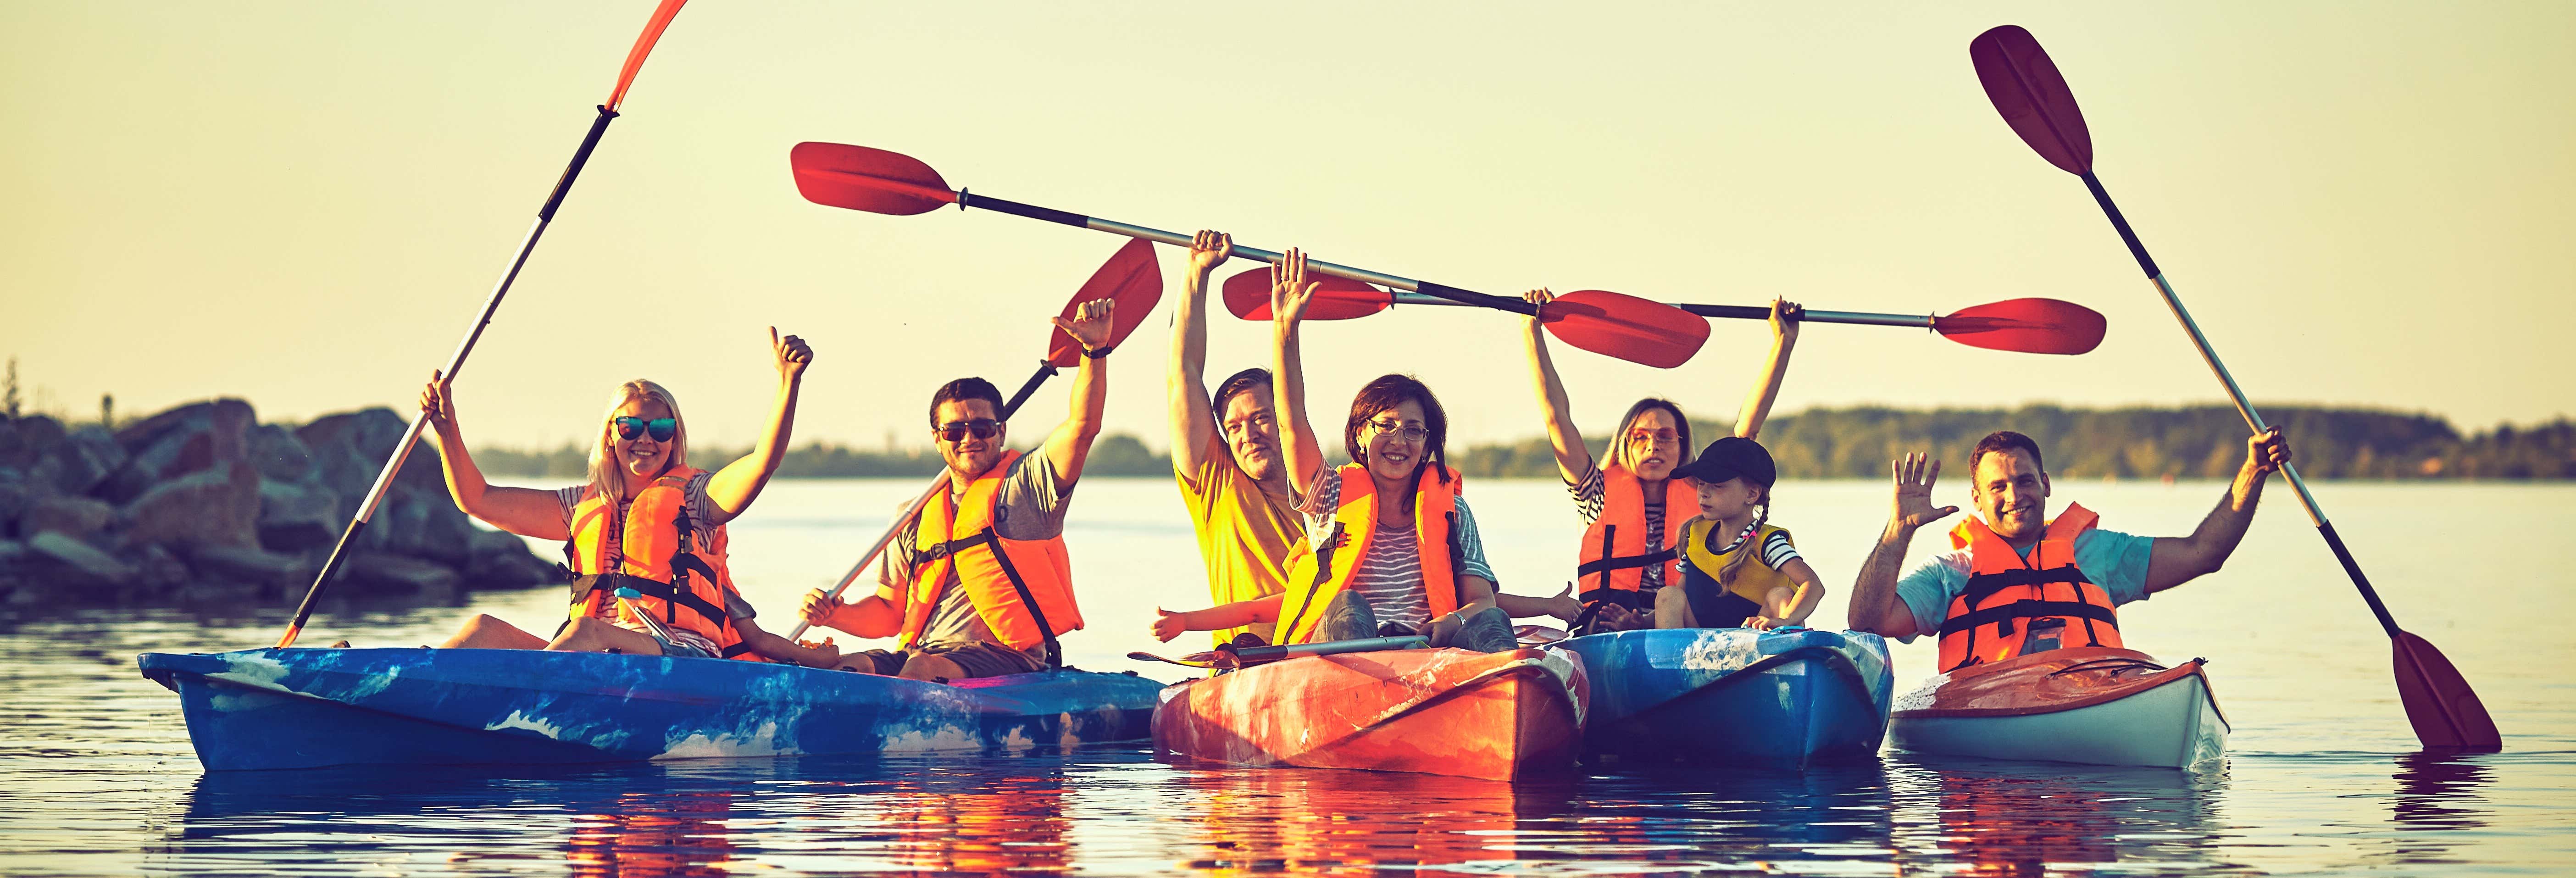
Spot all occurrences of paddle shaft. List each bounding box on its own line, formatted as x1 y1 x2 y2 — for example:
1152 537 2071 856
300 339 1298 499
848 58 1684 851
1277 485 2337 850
2080 170 2400 639
781 361 1054 642
1378 291 1932 328
277 108 621 649
955 191 1537 316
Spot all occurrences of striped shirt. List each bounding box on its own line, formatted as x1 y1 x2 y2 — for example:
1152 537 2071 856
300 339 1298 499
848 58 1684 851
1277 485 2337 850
1567 464 1672 589
1675 519 1803 580
1301 472 1498 631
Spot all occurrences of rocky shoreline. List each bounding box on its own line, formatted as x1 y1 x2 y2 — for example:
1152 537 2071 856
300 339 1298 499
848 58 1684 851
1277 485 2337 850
0 400 557 611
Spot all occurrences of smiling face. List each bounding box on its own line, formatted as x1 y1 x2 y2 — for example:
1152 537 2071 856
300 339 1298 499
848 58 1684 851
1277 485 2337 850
1220 384 1282 483
1970 446 2053 542
608 397 676 481
1693 475 1764 521
933 398 1007 480
1621 407 1685 481
1359 399 1429 484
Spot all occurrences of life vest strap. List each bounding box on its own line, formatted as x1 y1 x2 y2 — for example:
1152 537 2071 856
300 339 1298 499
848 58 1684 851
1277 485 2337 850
975 526 1063 667
717 642 758 659
1960 565 2095 609
1935 599 2119 637
1575 548 1677 577
584 573 730 628
914 530 999 565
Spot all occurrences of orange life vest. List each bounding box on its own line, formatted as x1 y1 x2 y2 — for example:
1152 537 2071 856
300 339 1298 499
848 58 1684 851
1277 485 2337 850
899 450 1083 657
1936 502 2123 672
1274 464 1465 645
563 467 756 660
1575 465 1694 601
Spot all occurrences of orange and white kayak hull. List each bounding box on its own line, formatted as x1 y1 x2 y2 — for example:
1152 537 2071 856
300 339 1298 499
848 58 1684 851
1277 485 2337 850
1152 647 1587 781
1888 647 2227 769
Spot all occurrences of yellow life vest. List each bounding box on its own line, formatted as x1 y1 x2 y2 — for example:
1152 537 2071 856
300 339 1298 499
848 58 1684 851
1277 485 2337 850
1677 517 1798 606
1273 464 1464 645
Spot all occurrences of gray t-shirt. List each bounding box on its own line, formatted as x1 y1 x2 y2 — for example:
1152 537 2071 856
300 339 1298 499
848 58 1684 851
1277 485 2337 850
878 453 1072 652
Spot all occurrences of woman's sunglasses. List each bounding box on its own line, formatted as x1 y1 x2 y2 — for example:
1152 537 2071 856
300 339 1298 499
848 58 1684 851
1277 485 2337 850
613 417 678 442
934 418 1002 443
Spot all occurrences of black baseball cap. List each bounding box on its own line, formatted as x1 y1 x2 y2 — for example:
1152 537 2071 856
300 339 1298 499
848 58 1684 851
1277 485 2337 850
1670 436 1776 486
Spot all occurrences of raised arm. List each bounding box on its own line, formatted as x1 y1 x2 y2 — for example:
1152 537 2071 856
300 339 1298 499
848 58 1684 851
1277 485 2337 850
1167 231 1232 478
1733 299 1802 439
704 328 813 524
419 371 567 540
1849 453 1957 639
1270 249 1327 495
1520 289 1594 483
2142 428 2291 594
1042 298 1116 489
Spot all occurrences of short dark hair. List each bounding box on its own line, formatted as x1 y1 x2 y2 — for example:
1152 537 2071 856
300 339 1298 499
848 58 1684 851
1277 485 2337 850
1343 374 1451 485
1211 367 1272 416
929 377 1005 428
1970 430 2045 473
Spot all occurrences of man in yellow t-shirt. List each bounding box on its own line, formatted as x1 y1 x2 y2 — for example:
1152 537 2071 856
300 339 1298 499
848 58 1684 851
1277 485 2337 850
1162 230 1313 645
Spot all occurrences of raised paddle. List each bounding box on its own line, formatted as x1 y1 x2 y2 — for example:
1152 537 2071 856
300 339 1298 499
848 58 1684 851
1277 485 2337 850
787 141 1710 368
1219 269 2108 356
1969 24 2501 751
782 239 1163 642
276 0 691 650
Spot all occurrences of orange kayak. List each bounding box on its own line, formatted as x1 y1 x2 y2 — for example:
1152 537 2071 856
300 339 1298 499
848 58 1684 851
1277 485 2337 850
1888 647 2228 768
1152 647 1588 780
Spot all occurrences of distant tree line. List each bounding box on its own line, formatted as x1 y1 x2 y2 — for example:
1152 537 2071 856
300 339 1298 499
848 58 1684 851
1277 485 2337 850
1451 405 2576 481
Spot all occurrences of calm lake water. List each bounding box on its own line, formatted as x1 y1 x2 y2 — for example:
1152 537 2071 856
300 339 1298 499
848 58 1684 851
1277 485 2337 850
5 478 2570 875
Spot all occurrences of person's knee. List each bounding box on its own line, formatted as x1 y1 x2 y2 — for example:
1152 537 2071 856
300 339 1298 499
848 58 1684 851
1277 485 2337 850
898 654 961 682
1653 586 1693 629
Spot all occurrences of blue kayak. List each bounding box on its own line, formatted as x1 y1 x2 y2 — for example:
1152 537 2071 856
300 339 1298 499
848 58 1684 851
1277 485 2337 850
1554 628 1893 768
139 648 1165 772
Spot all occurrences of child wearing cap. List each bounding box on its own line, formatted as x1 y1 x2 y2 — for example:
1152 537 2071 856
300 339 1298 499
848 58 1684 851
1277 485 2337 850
1658 436 1826 630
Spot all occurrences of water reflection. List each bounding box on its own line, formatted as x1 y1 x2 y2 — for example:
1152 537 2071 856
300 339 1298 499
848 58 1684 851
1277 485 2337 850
1884 757 2240 875
2378 750 2495 869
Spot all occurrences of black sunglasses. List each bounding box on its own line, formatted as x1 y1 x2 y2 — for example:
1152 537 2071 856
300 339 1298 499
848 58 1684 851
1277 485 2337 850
613 417 677 442
934 418 1002 443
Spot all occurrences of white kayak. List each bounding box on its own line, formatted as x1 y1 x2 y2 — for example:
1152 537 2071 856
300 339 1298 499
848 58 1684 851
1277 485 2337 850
1887 647 2227 769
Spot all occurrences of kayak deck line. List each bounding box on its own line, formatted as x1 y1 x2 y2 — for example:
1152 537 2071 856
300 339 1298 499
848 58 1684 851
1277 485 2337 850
1152 647 1588 781
1555 628 1894 769
139 647 1164 772
1887 646 2230 769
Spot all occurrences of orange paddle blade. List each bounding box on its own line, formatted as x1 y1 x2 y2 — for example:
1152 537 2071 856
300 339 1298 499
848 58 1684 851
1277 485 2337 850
1970 25 2094 176
790 142 959 216
1933 297 2106 355
2394 631 2503 751
1045 239 1163 367
1544 290 1709 369
1221 267 1393 321
605 0 690 112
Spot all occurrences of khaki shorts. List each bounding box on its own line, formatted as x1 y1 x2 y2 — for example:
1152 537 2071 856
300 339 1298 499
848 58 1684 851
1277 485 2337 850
850 640 1048 679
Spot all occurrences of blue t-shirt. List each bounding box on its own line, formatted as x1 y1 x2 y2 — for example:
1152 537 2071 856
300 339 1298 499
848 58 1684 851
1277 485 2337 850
1893 526 2155 643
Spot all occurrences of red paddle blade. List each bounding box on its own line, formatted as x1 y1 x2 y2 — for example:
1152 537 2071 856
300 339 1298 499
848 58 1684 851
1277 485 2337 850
1045 239 1163 367
1545 290 1709 369
605 0 689 111
1220 267 1393 321
1933 297 2107 355
1970 25 2094 175
790 142 959 216
2394 631 2503 751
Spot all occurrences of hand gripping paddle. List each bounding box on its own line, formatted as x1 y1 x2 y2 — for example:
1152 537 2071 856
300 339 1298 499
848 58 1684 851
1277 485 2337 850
277 0 692 649
783 239 1162 642
788 141 1711 368
1220 270 2107 356
1969 24 2499 751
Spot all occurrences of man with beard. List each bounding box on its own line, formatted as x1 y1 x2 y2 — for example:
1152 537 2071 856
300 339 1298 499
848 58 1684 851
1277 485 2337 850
1161 230 1314 645
1847 428 2293 672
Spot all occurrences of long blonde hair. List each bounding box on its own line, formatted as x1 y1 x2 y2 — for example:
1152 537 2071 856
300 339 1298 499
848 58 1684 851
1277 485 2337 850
1607 397 1693 473
586 379 688 501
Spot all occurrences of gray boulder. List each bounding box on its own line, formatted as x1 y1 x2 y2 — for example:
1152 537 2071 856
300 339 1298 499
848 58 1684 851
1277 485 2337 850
21 495 114 542
188 544 313 591
30 425 124 496
463 529 562 589
0 416 67 472
246 423 314 483
98 399 255 504
256 478 342 553
340 551 461 600
120 459 261 551
25 530 136 588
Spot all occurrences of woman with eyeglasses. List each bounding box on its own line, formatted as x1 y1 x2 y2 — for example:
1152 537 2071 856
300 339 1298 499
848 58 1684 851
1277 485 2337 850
421 328 841 666
1521 289 1804 634
1149 250 1519 651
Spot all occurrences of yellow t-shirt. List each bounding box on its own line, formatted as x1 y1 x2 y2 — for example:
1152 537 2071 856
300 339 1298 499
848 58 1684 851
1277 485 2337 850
1177 433 1305 645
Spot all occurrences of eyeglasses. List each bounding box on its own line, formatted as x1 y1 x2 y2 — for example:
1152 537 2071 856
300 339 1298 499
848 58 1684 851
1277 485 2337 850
613 417 677 442
1366 420 1430 443
934 418 1002 443
1625 428 1680 445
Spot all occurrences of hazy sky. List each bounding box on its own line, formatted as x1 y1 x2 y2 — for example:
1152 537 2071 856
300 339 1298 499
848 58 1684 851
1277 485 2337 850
6 1 2570 452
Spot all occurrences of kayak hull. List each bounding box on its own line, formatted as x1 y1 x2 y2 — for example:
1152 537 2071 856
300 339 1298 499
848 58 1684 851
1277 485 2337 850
1152 647 1587 781
1887 648 2227 769
1558 628 1893 769
139 648 1164 772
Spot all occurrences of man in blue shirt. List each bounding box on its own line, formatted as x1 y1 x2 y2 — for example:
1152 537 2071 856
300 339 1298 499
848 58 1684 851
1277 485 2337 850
1847 428 2293 645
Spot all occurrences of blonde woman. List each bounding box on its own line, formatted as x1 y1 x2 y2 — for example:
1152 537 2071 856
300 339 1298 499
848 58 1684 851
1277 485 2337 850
1521 290 1802 633
424 329 837 666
